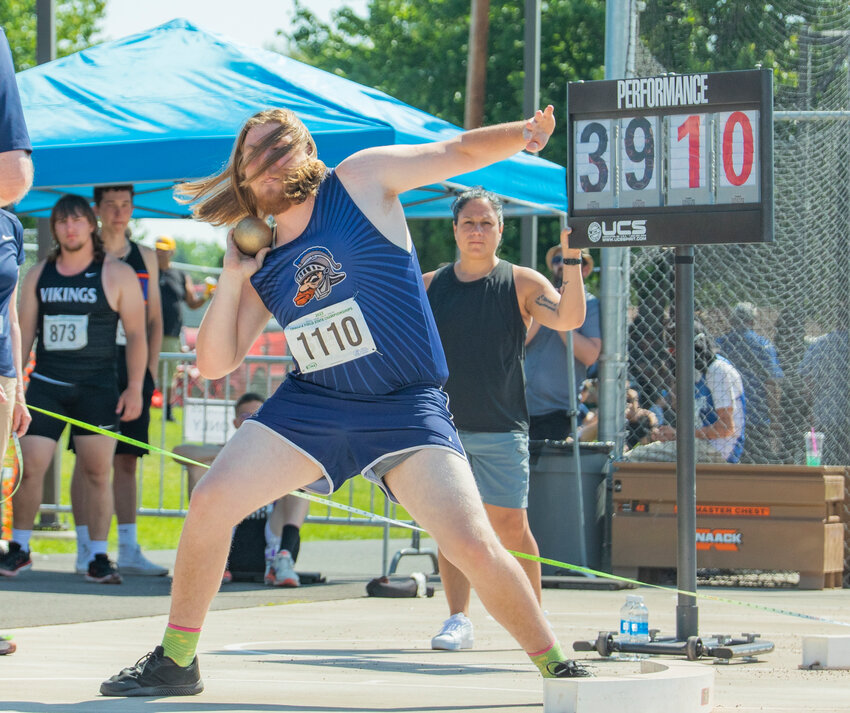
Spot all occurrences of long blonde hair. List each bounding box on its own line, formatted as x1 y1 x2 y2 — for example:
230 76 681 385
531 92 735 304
175 108 326 226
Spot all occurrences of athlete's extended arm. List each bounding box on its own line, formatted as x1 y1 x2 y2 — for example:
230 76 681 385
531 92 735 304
339 106 556 199
195 235 271 380
107 260 147 421
520 229 586 332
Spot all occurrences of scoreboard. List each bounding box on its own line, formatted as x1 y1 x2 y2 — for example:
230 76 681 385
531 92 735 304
566 69 773 248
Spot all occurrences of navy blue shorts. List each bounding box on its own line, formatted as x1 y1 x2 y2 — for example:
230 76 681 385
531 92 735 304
248 377 465 501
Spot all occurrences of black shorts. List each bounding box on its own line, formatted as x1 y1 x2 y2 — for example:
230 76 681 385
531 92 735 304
27 374 119 442
114 367 156 456
66 367 155 456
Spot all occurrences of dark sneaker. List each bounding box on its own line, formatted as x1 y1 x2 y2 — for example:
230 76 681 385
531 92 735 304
0 542 32 577
86 554 123 584
0 637 15 655
100 646 203 697
547 660 593 678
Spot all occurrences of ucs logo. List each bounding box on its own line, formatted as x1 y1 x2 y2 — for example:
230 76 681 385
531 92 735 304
587 220 647 243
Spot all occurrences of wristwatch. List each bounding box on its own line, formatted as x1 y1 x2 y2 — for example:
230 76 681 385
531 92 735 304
563 257 582 265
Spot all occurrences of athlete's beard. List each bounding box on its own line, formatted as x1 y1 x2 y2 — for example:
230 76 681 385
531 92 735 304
254 187 293 216
249 157 326 217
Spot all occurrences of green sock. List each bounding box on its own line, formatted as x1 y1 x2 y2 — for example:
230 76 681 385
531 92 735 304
162 624 201 667
529 639 566 678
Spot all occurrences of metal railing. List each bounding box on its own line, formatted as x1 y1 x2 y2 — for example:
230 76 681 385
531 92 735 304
38 351 423 574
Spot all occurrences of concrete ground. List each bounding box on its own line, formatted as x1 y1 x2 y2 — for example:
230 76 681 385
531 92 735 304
1 538 848 713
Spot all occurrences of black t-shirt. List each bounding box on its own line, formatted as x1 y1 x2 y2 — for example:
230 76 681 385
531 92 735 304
159 267 186 338
427 260 528 432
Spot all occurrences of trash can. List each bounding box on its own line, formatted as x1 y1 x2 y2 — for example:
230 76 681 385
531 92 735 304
527 441 613 575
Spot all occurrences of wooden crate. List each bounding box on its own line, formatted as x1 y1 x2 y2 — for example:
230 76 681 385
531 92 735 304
612 462 845 590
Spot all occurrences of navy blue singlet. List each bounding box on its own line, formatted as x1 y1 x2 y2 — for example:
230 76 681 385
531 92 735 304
250 171 448 395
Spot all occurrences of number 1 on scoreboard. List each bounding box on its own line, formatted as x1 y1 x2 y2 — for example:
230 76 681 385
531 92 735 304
666 113 712 206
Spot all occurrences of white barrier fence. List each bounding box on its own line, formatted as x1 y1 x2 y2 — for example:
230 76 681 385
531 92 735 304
36 352 430 574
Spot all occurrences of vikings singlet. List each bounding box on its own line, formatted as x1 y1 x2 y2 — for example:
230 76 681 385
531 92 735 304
250 170 448 395
34 259 118 383
116 241 149 346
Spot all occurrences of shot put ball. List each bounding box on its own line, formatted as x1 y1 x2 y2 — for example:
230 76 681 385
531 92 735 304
233 216 273 256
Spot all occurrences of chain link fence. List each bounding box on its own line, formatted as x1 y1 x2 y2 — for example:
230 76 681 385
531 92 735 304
626 1 850 583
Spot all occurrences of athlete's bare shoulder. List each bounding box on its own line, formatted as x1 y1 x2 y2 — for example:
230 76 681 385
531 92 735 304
333 160 412 252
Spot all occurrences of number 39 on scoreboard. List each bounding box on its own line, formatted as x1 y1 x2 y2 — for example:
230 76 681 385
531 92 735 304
567 69 773 248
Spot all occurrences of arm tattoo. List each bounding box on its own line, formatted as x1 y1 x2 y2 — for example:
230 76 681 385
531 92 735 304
534 293 559 312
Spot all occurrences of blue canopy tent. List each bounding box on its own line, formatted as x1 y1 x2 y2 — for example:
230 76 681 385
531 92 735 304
14 19 566 220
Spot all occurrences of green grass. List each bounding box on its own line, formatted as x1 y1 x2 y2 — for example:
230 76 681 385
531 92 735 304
28 405 413 554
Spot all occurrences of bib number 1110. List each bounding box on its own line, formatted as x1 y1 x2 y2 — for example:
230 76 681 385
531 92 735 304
295 317 363 360
284 297 378 374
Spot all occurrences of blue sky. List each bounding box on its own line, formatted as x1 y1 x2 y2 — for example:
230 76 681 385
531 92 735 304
103 0 367 48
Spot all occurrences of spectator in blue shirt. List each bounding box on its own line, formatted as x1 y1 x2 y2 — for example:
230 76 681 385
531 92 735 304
0 25 34 656
798 303 850 466
0 28 32 206
625 329 746 463
525 246 601 440
716 302 783 462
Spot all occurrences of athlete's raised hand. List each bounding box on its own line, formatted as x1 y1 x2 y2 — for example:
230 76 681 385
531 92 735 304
523 105 556 153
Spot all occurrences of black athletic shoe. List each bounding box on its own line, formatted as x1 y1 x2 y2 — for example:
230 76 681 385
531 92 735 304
100 646 204 697
86 554 122 584
547 659 593 678
0 542 32 577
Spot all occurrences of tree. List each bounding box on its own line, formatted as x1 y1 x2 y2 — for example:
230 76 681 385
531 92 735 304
2 0 106 70
635 0 848 102
283 0 606 271
174 239 225 276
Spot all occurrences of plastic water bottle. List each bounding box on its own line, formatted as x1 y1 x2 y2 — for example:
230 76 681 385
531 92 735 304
631 595 650 643
619 595 636 641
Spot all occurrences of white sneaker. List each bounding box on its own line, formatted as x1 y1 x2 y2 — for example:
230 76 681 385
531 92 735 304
265 549 300 587
431 613 474 651
118 544 169 576
75 545 90 575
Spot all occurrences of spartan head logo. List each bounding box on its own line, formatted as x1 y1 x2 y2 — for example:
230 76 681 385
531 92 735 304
292 246 347 307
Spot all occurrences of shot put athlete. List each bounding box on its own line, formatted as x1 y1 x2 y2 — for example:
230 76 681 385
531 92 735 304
100 104 589 697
